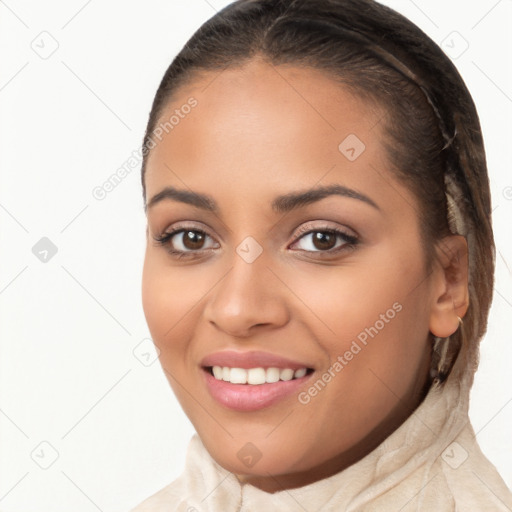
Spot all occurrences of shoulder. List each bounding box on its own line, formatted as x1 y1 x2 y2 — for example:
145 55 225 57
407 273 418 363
439 421 512 511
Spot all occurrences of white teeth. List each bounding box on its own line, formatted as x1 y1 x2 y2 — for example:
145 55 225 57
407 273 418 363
280 368 294 381
212 366 223 380
266 367 280 383
247 368 266 385
230 367 248 384
210 366 309 384
294 368 307 378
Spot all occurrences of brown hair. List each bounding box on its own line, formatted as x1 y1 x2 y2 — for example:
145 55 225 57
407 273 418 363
140 0 495 386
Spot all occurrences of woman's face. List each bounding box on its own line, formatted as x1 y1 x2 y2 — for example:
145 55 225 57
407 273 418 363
142 58 442 491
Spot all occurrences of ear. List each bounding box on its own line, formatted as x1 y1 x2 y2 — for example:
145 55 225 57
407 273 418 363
429 234 469 338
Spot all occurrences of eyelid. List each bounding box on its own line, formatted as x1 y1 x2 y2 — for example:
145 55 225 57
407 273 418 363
155 221 217 242
291 221 358 240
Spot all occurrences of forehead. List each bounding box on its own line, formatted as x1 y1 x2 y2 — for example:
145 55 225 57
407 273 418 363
144 58 404 212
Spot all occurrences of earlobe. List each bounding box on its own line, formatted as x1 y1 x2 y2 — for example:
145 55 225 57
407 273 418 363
429 234 469 338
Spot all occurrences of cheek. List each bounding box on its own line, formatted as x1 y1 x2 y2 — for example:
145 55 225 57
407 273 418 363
290 253 429 395
141 252 199 352
290 255 418 342
287 268 430 461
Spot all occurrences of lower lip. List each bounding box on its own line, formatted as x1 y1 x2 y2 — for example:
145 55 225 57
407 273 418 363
202 368 313 412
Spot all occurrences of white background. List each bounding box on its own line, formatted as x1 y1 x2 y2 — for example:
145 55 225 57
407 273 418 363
0 1 511 511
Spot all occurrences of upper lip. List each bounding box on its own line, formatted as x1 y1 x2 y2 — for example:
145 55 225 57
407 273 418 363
200 350 313 370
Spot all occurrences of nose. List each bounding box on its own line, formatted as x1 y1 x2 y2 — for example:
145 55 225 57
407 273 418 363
203 251 290 338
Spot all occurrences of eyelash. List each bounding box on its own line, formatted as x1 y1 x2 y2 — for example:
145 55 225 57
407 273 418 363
153 223 359 259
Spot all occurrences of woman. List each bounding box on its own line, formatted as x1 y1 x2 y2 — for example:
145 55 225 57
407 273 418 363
131 0 512 509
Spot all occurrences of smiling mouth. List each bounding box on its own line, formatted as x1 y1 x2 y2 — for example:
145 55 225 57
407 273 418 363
203 366 315 385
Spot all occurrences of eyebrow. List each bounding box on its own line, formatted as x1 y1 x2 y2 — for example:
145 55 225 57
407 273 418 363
146 184 380 213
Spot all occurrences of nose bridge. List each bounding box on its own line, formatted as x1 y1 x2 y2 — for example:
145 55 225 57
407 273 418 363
204 237 289 336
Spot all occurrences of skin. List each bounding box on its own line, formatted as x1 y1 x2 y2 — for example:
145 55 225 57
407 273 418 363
141 57 469 493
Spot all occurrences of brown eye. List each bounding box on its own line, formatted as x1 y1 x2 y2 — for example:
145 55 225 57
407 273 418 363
182 230 206 250
154 227 219 256
310 232 337 251
291 227 358 254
